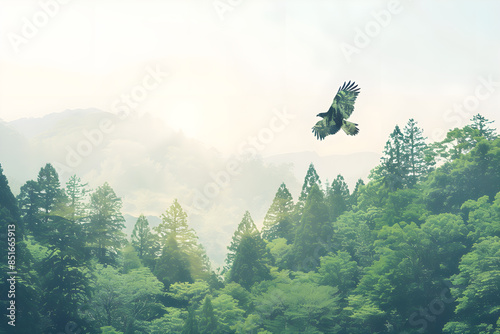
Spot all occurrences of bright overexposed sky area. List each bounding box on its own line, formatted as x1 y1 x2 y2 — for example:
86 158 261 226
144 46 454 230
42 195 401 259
1 0 499 157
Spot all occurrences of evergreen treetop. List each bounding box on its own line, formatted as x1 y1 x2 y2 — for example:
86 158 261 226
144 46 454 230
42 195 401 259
225 211 259 269
262 182 294 242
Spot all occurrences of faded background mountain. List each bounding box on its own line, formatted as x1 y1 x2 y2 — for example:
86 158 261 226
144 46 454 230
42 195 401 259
0 109 379 264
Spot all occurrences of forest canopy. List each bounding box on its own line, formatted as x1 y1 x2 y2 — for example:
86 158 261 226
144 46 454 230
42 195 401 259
0 114 499 334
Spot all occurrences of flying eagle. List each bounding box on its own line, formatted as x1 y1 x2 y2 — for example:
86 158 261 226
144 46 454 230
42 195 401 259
312 81 360 140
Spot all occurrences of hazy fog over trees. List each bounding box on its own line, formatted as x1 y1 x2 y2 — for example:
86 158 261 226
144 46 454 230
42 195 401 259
1 115 499 333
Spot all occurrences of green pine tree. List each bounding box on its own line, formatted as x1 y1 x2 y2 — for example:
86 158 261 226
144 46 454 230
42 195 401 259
65 174 89 221
326 174 350 221
155 199 198 250
0 164 19 221
87 182 126 265
470 113 497 140
17 180 41 235
403 119 428 187
225 211 259 271
0 164 41 333
199 295 218 334
154 234 193 289
262 182 294 242
297 163 322 212
292 184 331 272
37 174 92 333
155 200 210 280
381 125 406 191
38 213 91 333
131 214 157 268
18 163 66 238
37 163 65 220
228 231 271 289
350 178 365 208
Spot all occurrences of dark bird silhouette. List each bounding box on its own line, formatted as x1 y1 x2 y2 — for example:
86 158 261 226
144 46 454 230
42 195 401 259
312 81 360 140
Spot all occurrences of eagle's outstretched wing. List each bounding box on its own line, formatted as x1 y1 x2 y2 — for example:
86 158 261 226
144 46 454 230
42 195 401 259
312 118 341 140
331 81 360 120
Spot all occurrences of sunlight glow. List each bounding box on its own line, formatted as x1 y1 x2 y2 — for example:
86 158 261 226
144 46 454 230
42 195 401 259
165 101 202 138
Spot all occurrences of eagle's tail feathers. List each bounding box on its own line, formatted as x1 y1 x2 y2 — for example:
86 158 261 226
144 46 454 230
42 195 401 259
342 120 359 136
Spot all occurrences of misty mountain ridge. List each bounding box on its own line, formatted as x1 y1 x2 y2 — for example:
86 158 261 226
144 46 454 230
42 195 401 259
1 109 377 265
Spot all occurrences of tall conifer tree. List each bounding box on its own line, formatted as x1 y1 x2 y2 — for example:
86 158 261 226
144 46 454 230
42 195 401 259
155 200 209 279
229 232 271 289
262 182 294 242
326 174 350 221
131 214 157 268
87 182 126 265
155 199 197 251
0 164 40 333
225 211 259 271
65 175 89 221
292 184 331 272
403 119 428 187
350 178 365 208
470 113 497 140
297 163 322 212
154 235 192 289
381 125 406 191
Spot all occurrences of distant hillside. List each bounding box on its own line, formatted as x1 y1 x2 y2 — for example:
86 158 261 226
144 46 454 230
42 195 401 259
9 108 104 139
1 109 379 265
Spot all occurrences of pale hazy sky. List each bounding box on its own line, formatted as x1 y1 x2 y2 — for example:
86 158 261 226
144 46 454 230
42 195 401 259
1 0 499 158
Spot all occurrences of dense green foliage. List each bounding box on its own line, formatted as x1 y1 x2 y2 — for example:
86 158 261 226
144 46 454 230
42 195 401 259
1 114 499 333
